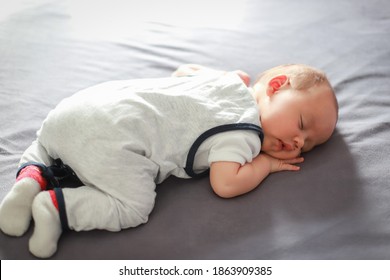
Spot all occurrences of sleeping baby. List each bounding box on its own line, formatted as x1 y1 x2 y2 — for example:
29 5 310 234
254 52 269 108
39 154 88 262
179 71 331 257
0 64 338 258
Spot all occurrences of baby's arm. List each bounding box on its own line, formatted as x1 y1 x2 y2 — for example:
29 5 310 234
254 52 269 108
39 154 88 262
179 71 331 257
210 154 304 198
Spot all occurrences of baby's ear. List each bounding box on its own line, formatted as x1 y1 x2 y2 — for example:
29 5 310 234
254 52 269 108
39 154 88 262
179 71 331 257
266 75 288 96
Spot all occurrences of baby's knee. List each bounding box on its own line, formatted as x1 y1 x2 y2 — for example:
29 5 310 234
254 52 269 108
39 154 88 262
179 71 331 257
117 192 156 229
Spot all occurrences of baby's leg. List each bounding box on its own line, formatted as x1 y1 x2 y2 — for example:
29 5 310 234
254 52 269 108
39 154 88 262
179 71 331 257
0 140 53 236
29 154 158 258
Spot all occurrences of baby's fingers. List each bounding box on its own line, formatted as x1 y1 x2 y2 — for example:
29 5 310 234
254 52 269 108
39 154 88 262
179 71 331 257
266 154 304 173
283 157 304 164
279 162 300 171
279 157 304 172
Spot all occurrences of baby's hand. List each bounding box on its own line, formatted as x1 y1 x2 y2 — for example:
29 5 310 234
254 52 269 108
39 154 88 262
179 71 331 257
172 64 211 77
261 153 304 173
233 70 251 87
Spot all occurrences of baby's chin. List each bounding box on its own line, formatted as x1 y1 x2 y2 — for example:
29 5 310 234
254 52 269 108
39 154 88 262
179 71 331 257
261 150 301 160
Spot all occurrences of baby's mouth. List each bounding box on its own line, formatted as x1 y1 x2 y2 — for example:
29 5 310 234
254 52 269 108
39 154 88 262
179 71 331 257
278 140 293 151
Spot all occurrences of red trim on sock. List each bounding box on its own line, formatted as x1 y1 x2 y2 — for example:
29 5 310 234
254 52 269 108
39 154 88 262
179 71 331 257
16 165 47 190
48 190 59 211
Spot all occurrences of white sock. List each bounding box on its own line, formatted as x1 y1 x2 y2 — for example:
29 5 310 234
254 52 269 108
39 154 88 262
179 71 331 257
0 178 41 236
29 191 62 258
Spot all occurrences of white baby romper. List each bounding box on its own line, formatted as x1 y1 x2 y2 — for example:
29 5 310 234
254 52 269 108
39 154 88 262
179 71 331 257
19 71 263 232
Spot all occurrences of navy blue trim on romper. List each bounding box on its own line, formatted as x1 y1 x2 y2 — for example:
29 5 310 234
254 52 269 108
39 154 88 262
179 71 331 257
54 188 70 231
17 159 77 231
184 123 264 178
17 159 80 190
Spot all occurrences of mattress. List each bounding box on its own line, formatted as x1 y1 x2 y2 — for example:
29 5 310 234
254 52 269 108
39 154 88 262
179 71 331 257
1 0 390 259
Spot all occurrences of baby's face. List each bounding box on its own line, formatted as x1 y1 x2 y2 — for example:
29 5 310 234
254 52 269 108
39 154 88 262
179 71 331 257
259 84 337 159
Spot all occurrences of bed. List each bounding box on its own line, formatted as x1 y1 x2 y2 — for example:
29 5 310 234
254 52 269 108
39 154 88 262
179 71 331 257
1 0 389 259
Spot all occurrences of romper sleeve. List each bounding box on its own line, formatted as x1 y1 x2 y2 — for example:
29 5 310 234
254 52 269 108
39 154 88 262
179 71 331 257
207 130 261 166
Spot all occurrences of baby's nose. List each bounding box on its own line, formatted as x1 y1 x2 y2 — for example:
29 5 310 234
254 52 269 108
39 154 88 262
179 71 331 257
294 136 304 150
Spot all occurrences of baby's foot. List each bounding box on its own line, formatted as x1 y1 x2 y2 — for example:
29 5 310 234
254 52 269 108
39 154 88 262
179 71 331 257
29 191 62 258
0 178 41 236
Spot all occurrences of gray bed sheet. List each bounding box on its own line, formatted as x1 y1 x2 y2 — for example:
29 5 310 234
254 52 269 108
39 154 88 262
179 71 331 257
1 0 389 259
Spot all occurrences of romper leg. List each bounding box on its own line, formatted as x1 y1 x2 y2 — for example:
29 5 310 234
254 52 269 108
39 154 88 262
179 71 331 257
65 151 159 231
0 140 53 236
28 152 159 258
18 139 54 168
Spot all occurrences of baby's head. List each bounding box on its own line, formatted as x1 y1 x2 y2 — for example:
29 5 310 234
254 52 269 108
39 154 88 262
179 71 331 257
252 64 338 159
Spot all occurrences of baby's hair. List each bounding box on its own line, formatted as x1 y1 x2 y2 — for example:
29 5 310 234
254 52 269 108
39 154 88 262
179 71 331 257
257 64 330 90
257 64 339 120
